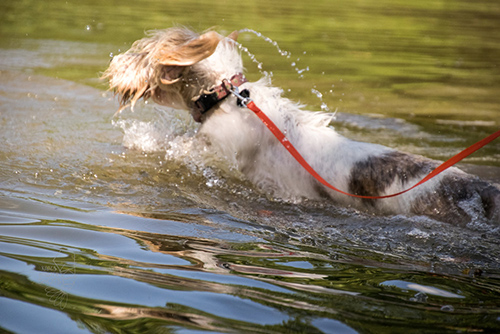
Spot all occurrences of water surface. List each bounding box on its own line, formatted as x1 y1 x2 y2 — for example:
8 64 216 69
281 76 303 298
1 0 500 333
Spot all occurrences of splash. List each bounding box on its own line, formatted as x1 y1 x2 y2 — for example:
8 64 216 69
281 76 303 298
113 103 237 190
239 28 291 58
239 28 311 79
236 42 265 75
113 104 197 153
238 28 331 112
311 88 330 112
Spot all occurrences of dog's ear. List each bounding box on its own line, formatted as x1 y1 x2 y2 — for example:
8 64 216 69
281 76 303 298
227 30 239 41
158 31 222 85
158 31 222 66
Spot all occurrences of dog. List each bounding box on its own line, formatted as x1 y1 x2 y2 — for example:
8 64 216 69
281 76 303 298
102 27 500 225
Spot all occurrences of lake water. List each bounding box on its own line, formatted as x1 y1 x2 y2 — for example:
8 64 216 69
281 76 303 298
1 0 500 333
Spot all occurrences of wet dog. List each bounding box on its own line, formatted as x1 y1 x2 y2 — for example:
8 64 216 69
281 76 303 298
102 27 500 224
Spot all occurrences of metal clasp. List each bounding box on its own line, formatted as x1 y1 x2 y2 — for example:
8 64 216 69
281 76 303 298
229 85 251 107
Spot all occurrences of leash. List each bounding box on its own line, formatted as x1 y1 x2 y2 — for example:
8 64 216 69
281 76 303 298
229 83 500 199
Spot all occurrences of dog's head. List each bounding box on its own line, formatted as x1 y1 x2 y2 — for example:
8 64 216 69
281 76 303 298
102 27 242 116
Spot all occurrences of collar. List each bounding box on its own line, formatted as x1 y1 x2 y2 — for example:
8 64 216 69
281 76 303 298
193 73 247 115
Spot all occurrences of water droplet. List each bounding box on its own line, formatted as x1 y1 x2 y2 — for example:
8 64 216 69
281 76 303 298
440 305 454 312
311 89 323 99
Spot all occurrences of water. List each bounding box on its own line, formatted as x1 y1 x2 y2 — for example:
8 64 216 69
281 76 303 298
1 0 500 333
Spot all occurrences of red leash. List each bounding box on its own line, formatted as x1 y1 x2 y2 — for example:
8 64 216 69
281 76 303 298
244 100 500 199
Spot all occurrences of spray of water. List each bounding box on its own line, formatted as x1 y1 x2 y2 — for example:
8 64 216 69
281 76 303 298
239 28 291 58
234 41 266 76
238 28 332 113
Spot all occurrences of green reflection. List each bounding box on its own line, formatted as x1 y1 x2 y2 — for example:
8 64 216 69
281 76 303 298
2 224 500 333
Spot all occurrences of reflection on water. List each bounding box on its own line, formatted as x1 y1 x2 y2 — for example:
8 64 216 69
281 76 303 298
1 0 500 332
2 200 500 333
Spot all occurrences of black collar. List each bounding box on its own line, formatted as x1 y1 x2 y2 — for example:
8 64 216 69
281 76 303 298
193 73 247 115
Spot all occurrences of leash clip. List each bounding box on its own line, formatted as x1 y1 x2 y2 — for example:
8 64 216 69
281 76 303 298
229 85 251 107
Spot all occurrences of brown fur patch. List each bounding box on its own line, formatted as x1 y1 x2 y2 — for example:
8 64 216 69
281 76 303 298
348 152 438 206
